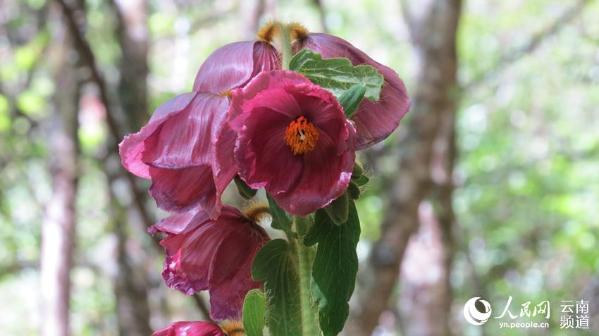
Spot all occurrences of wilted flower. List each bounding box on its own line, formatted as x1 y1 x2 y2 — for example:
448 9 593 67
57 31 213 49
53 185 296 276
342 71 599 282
230 70 355 216
292 29 410 149
150 206 269 320
120 41 279 218
153 321 225 336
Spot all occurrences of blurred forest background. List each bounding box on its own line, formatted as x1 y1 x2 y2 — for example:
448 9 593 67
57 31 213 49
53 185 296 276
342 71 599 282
1 0 598 335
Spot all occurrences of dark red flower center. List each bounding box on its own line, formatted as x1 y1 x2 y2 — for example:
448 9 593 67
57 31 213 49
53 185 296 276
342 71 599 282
284 116 319 155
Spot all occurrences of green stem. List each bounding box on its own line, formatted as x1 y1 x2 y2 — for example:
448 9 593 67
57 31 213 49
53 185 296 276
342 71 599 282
277 22 293 70
291 217 320 336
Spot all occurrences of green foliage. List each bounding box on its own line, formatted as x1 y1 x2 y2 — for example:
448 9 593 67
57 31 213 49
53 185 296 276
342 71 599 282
338 84 366 117
252 239 302 336
234 176 257 200
289 49 384 100
305 202 361 336
243 289 267 336
267 195 293 235
324 192 349 225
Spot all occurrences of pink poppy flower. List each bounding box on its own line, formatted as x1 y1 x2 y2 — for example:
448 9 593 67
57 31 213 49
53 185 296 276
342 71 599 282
150 205 269 320
119 41 279 218
293 32 410 149
230 70 355 216
153 321 225 336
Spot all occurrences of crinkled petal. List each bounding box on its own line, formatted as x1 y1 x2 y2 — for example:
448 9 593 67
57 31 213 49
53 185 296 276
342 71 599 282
231 70 355 215
229 70 310 126
233 98 303 193
135 93 235 217
207 209 268 320
274 128 355 215
294 33 410 149
193 41 280 94
119 92 196 179
155 211 221 294
151 206 269 320
153 321 224 336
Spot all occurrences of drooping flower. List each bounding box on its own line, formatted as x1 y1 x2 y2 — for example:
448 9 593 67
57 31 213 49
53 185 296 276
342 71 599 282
150 205 269 320
153 321 225 336
291 27 410 149
230 70 355 216
119 41 279 218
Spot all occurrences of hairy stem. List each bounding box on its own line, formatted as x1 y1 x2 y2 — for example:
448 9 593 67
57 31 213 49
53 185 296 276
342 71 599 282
291 217 320 336
277 22 293 70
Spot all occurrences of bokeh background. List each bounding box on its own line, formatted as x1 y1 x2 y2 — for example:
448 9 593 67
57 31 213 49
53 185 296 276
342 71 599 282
1 0 598 335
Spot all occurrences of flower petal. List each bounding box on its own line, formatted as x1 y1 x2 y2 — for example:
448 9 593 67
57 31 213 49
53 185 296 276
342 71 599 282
151 206 269 320
193 41 280 94
153 321 224 336
207 210 268 320
136 93 235 217
294 33 410 149
229 70 310 125
274 128 355 216
119 92 196 179
231 70 355 215
234 104 303 194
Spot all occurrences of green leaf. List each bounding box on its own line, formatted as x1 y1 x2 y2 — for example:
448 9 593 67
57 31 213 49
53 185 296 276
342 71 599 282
234 176 257 199
267 195 292 235
305 202 361 336
324 192 349 225
252 239 302 336
348 182 361 200
243 289 266 336
352 163 363 177
352 174 369 187
338 84 366 117
289 49 384 101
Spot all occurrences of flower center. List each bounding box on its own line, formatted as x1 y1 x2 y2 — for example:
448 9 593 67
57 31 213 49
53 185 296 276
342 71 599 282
284 116 319 155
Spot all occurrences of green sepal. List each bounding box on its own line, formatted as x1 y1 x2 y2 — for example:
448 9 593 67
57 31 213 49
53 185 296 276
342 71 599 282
338 84 366 118
304 202 361 336
324 192 349 225
234 176 257 199
252 239 302 336
352 174 369 186
348 182 361 200
289 49 384 101
242 289 267 336
352 163 363 177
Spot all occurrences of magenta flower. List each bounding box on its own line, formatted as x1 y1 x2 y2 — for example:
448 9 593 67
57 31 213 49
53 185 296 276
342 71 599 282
153 321 225 336
230 70 355 216
293 32 410 149
150 205 269 320
119 41 279 218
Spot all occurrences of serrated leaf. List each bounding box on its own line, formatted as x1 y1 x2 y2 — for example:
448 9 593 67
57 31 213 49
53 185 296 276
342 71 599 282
289 49 384 101
267 195 292 235
243 289 266 336
305 202 361 336
252 239 302 336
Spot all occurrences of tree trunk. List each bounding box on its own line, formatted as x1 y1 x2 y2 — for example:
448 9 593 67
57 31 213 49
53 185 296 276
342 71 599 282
40 15 80 336
109 1 154 334
347 0 462 334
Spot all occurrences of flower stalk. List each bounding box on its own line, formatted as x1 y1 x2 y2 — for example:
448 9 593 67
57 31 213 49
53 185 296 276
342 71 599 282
277 22 293 70
290 216 320 336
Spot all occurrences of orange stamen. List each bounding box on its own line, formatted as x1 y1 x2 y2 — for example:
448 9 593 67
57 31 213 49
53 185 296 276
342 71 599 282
219 321 244 335
284 116 319 155
288 22 309 41
257 21 281 42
